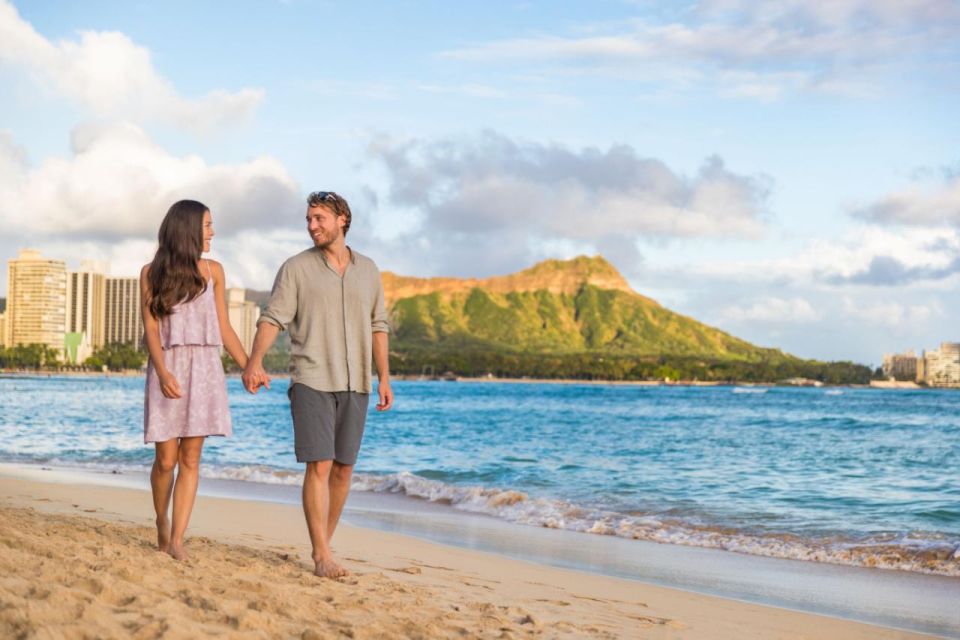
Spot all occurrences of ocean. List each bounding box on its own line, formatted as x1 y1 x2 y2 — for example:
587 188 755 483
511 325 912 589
1 375 958 578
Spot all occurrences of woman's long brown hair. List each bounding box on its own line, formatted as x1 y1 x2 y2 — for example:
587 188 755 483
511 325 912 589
147 200 208 318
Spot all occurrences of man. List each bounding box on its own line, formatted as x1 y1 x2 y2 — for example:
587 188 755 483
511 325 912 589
242 190 393 578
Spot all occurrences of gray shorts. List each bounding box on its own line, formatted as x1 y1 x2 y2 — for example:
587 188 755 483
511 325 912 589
288 384 370 465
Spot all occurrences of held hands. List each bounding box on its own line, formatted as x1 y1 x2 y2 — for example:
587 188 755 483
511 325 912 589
158 370 183 399
242 362 272 394
376 379 393 411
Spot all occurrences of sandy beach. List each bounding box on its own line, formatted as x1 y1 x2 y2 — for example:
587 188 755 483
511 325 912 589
0 470 938 640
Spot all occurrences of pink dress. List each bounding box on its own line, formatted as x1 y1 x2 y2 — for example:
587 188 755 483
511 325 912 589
144 272 231 443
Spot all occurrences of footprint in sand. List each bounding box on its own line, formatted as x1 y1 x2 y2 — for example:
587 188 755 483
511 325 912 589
628 614 673 626
403 559 456 571
533 598 571 607
69 577 105 595
114 595 138 607
515 613 538 626
573 593 648 607
178 591 218 611
387 566 422 575
26 586 51 600
457 579 495 590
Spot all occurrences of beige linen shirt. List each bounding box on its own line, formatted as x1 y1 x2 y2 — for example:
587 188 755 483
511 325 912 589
258 247 389 394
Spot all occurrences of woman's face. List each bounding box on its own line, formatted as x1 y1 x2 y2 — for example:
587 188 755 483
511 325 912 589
202 210 214 253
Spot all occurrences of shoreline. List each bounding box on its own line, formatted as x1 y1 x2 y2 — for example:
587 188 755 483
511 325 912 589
5 460 959 577
1 462 957 638
5 369 949 390
1 467 953 639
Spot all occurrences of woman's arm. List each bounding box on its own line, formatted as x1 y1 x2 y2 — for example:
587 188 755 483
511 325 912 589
140 265 182 398
209 260 249 369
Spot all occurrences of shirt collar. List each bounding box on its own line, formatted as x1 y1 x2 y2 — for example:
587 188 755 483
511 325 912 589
317 246 356 265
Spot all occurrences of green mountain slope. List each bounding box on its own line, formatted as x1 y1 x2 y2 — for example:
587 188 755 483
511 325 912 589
386 256 777 361
382 256 870 383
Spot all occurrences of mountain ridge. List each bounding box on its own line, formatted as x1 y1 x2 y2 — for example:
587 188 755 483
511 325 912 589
381 255 652 306
384 255 776 360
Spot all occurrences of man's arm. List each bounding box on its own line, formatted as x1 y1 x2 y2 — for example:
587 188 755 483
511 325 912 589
373 330 392 411
370 268 392 410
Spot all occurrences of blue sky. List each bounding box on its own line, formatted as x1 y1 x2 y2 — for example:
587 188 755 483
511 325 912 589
1 0 958 364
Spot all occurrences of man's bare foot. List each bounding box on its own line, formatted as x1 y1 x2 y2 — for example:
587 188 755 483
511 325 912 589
156 517 170 553
314 556 350 578
167 542 188 561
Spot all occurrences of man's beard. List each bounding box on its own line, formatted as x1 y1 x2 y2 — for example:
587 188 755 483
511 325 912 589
312 230 338 248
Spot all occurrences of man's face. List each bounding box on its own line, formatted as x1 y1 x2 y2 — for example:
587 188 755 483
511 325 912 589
306 204 344 248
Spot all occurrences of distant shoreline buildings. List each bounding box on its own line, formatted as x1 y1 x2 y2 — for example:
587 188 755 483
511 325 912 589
1 249 260 365
882 344 960 388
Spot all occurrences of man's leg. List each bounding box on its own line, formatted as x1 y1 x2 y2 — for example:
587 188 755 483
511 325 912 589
303 460 349 578
325 392 368 542
168 436 205 561
150 439 179 552
327 462 354 541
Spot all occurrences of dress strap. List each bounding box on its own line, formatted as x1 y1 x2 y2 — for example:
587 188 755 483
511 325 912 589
203 259 213 281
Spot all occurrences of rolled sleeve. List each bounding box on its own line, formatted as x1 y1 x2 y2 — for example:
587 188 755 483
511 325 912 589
258 261 298 331
371 272 389 334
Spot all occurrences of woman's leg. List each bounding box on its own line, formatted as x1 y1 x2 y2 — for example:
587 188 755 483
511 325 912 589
168 436 205 560
151 439 180 552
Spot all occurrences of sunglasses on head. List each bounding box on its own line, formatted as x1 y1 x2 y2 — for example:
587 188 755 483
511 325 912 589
308 191 338 205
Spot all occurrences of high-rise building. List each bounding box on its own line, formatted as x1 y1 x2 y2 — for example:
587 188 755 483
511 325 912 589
227 288 260 354
923 343 960 387
65 262 106 362
5 249 66 351
104 277 143 348
0 312 6 348
881 351 918 381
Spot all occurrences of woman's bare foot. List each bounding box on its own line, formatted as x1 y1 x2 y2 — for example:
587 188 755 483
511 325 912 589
314 556 349 578
156 517 170 553
167 542 188 561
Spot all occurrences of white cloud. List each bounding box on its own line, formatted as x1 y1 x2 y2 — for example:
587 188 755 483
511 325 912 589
366 131 770 277
439 0 960 99
721 296 821 323
17 228 311 291
627 218 959 362
206 228 313 290
24 238 156 278
450 1 959 63
840 297 942 329
852 172 960 227
0 0 263 133
0 122 301 239
672 226 960 289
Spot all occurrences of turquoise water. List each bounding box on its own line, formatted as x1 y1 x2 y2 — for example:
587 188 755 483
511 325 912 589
1 375 958 576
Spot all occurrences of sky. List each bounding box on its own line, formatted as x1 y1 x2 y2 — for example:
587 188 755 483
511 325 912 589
1 0 958 365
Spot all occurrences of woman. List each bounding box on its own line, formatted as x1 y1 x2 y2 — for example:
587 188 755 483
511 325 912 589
140 199 248 560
